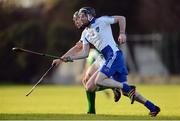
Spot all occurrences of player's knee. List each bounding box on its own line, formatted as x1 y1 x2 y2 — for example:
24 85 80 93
82 75 89 85
85 73 91 80
85 84 91 91
85 83 94 92
81 78 86 85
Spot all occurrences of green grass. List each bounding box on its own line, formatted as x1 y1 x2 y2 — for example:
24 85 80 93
0 84 180 120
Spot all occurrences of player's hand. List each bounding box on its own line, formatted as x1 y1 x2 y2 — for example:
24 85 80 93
118 33 126 44
52 59 63 67
61 56 73 63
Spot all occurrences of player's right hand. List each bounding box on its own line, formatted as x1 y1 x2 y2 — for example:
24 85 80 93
118 33 126 44
52 59 63 67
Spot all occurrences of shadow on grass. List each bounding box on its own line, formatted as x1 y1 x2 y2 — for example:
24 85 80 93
0 113 180 120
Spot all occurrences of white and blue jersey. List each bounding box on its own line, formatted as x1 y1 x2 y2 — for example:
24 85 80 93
80 16 128 82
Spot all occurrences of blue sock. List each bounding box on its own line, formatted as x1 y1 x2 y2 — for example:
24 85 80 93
122 83 131 93
145 100 155 112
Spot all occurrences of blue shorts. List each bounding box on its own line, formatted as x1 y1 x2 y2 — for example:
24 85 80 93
100 48 128 83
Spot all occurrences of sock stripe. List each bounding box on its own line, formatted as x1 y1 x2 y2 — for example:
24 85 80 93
128 90 135 98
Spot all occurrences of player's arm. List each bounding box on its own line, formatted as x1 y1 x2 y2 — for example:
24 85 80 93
113 16 126 44
67 43 90 60
61 41 83 58
114 16 126 34
52 41 83 66
62 30 90 61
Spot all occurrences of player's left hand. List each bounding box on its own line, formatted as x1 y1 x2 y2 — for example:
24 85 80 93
118 33 126 44
52 59 63 67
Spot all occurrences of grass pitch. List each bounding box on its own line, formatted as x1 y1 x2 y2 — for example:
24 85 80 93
0 84 180 120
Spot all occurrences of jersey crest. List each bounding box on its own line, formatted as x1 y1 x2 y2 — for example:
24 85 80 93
96 27 100 32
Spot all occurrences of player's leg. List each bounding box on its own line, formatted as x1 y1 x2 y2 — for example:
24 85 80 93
83 63 110 114
82 63 98 114
82 63 119 114
86 70 122 94
84 62 121 101
82 63 98 87
85 70 99 92
96 51 135 104
86 71 135 104
85 91 95 114
113 71 160 116
92 51 136 104
93 55 121 102
121 85 160 117
130 91 160 117
112 71 160 116
131 91 160 116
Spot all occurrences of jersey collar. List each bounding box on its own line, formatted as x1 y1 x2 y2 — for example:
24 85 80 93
90 17 96 25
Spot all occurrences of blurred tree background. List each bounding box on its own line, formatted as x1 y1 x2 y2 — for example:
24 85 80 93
0 0 180 83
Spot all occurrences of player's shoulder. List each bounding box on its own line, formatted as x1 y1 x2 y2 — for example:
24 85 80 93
96 16 114 21
81 28 88 35
80 28 89 42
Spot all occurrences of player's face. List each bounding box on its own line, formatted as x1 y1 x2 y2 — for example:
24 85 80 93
78 12 89 26
73 17 82 29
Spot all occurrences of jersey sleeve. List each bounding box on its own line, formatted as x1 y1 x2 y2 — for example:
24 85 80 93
99 16 115 25
80 30 89 45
